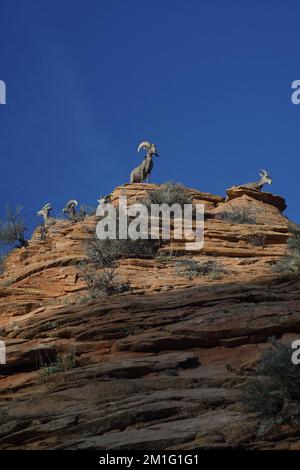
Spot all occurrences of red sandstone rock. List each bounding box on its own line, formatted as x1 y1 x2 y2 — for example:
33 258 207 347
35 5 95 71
0 184 299 450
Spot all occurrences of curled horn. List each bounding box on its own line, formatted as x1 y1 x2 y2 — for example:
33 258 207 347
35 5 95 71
39 203 52 212
137 141 151 153
65 199 78 208
259 169 268 177
37 203 52 216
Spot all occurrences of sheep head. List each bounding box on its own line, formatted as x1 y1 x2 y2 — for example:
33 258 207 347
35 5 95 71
63 199 78 213
259 169 272 185
137 141 159 157
37 203 52 220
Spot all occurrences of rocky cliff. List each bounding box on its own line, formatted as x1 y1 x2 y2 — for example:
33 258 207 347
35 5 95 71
0 183 300 450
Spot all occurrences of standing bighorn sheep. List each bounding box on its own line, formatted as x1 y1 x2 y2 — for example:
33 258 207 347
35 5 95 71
37 203 54 224
63 199 78 220
130 141 159 183
238 169 272 191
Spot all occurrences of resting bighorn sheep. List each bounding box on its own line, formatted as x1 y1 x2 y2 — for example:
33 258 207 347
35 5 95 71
37 203 53 224
130 141 159 183
238 169 272 191
63 199 78 220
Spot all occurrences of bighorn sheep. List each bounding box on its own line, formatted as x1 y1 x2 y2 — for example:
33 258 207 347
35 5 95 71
63 199 78 220
130 141 159 184
37 203 53 224
238 169 272 191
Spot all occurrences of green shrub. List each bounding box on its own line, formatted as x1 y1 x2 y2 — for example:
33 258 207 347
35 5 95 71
287 226 300 253
81 238 148 298
39 354 76 382
83 264 118 297
242 379 283 418
0 205 28 248
87 238 159 265
273 226 300 279
257 341 300 399
176 258 227 280
156 250 177 262
217 207 257 225
0 254 6 275
247 234 267 247
143 182 192 208
242 340 300 418
273 254 300 279
82 265 131 298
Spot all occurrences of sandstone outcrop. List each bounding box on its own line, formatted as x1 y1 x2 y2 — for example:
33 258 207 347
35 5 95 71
0 184 299 450
226 186 287 212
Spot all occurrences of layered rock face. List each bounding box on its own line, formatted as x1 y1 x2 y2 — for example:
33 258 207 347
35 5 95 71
0 184 299 450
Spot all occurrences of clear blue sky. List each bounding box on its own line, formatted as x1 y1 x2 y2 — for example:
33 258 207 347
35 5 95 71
1 0 300 236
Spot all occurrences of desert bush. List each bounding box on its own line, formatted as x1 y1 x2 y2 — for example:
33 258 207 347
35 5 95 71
247 234 267 247
242 340 300 418
143 182 192 208
87 237 159 265
0 205 28 248
83 264 118 297
216 207 257 225
81 237 153 297
256 416 285 438
273 254 300 279
176 258 227 280
156 250 177 262
287 226 300 254
242 378 283 418
39 353 76 382
257 341 300 398
273 227 300 279
82 265 131 298
0 254 6 275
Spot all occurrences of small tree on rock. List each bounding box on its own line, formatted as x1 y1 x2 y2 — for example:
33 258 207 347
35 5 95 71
0 205 28 249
